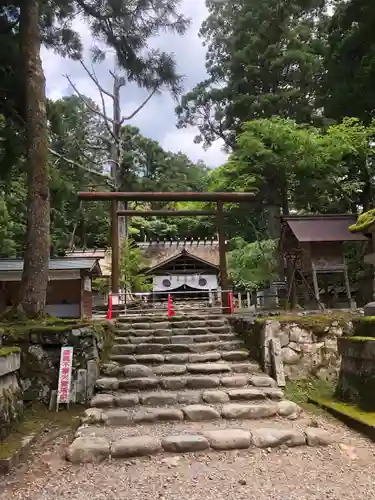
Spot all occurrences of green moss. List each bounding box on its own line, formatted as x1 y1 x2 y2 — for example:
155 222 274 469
256 312 356 336
0 403 83 460
342 336 375 342
0 346 20 357
311 396 375 427
352 317 375 338
349 209 375 233
284 378 335 417
0 319 99 341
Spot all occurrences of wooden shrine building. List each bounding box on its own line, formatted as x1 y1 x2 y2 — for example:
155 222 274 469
279 215 367 309
139 239 220 298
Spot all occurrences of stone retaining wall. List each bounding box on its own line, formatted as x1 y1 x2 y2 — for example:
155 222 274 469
230 315 354 381
0 349 23 440
335 336 375 410
2 323 112 405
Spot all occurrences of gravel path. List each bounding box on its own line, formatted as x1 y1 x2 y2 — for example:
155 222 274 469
1 414 375 500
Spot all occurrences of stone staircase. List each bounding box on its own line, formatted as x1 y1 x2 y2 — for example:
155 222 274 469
66 314 333 463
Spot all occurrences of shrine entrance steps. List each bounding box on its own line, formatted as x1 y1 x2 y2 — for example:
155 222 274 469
66 314 334 463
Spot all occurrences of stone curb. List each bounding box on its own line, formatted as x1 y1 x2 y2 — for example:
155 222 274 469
90 387 285 408
82 400 301 426
110 340 244 356
96 373 277 392
106 350 252 366
66 427 333 464
0 433 37 474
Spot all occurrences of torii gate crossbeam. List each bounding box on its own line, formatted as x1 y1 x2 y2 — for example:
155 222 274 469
78 191 256 313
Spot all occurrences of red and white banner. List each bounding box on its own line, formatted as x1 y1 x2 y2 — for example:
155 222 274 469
57 346 73 409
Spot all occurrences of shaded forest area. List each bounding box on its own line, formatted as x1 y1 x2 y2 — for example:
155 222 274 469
1 0 375 313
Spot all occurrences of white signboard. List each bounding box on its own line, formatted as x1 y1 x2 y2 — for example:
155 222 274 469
56 346 74 409
84 276 92 292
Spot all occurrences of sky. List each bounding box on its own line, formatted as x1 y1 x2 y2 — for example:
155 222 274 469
41 1 228 168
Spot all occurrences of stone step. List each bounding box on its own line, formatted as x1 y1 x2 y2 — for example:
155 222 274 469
116 315 226 324
100 361 261 378
114 333 236 345
66 424 334 463
110 340 244 355
115 326 232 336
107 350 251 366
95 373 277 392
90 387 285 408
82 399 302 426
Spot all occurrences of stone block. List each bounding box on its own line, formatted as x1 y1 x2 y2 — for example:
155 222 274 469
221 351 249 362
249 375 277 387
160 377 187 390
171 336 195 344
153 364 187 376
282 347 301 365
66 437 110 463
202 390 229 403
96 377 118 391
90 394 114 408
182 404 221 421
227 388 266 401
186 376 220 389
123 364 154 378
165 354 190 363
76 369 87 404
118 377 159 390
162 435 209 453
136 354 165 364
0 352 20 377
114 394 139 407
270 338 285 387
220 375 248 387
177 391 202 404
134 408 184 423
100 363 123 377
252 428 306 448
187 363 231 374
111 436 161 458
188 353 221 363
277 400 302 418
221 403 278 419
203 429 251 450
305 427 333 446
140 392 178 406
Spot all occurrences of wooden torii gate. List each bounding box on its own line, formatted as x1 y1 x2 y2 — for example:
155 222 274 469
78 191 255 312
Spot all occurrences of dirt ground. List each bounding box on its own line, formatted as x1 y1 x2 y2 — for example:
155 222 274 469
1 413 375 500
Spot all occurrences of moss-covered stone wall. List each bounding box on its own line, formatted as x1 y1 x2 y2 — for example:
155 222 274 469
335 318 375 411
0 350 23 441
1 321 114 404
233 312 356 381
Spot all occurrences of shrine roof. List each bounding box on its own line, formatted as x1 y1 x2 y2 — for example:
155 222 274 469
281 215 367 242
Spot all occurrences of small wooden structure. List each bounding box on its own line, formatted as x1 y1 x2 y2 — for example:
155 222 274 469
139 239 220 296
279 215 367 309
0 257 102 318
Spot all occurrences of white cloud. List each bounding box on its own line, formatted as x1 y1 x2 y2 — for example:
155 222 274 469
162 128 228 166
41 0 227 168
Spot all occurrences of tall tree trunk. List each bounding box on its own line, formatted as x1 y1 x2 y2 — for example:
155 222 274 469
18 0 50 316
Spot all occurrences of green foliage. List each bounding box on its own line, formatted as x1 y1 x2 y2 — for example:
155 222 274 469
228 237 277 290
176 0 328 148
324 0 375 124
119 239 152 293
349 209 375 233
217 116 375 220
92 277 110 294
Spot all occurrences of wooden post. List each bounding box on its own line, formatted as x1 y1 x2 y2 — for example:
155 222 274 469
311 263 320 306
111 200 120 294
217 201 229 313
343 263 352 309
